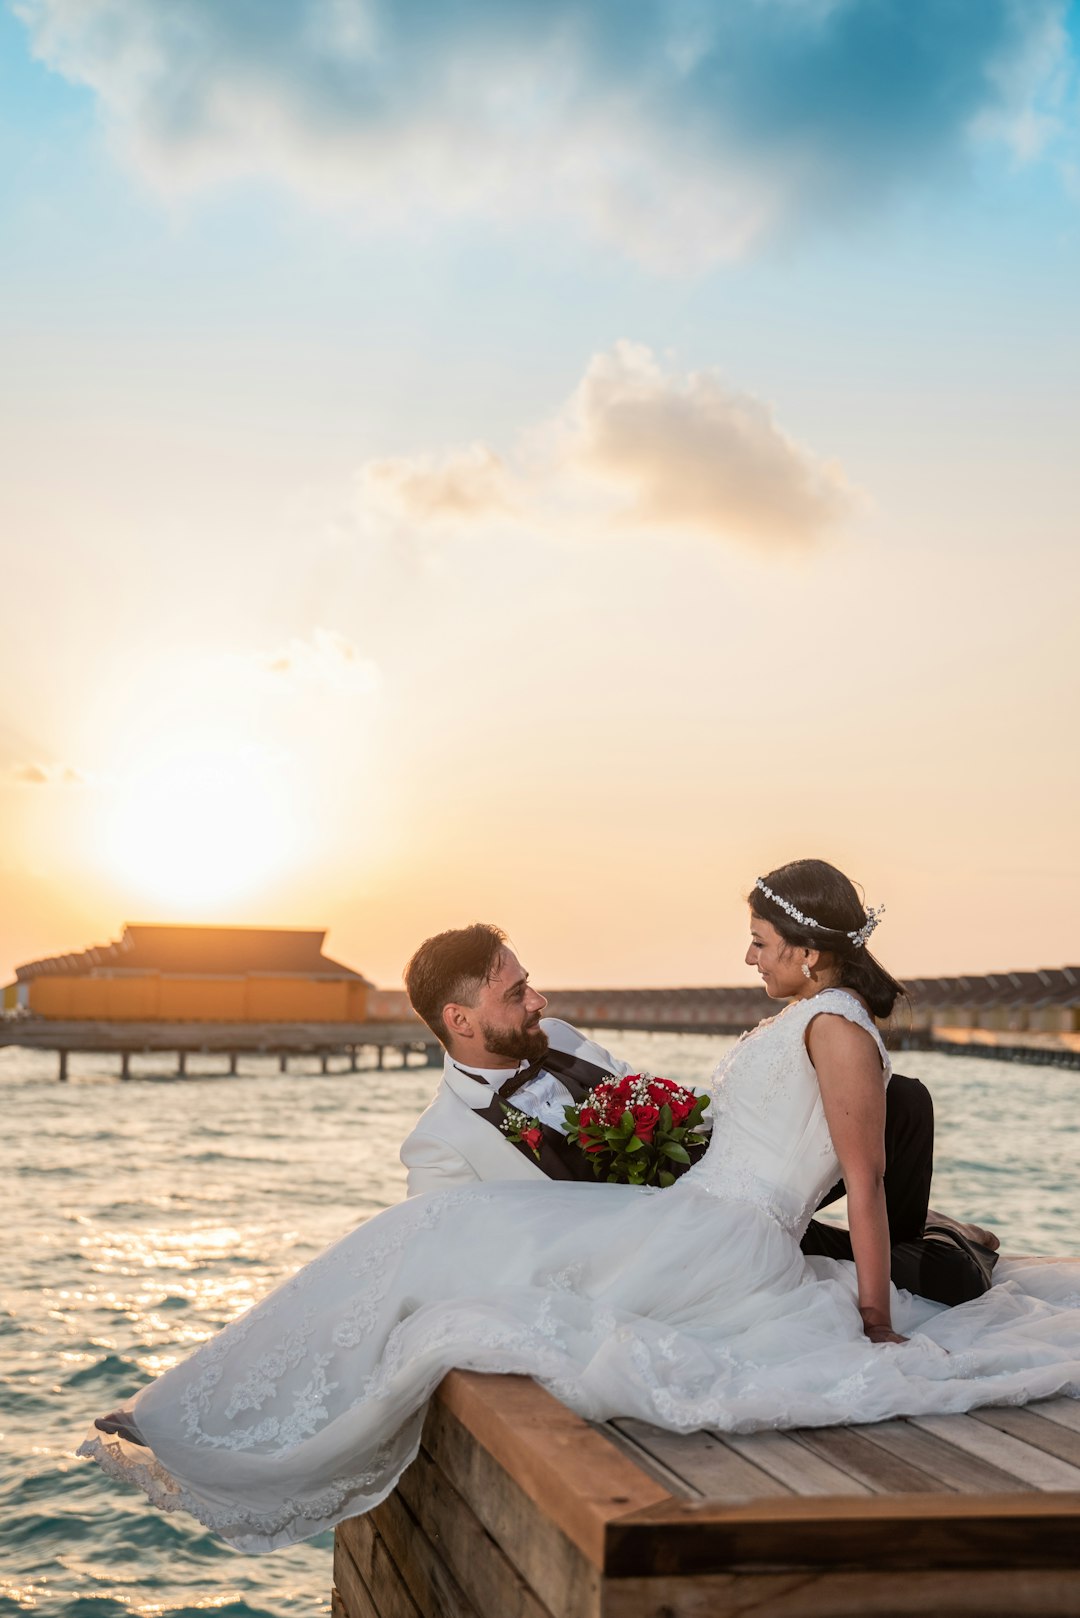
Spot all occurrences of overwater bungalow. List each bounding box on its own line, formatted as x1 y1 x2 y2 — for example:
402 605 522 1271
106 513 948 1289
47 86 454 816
2 923 371 1022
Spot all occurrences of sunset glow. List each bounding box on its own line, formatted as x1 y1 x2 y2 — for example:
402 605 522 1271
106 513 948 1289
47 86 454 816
100 745 299 911
0 2 1077 990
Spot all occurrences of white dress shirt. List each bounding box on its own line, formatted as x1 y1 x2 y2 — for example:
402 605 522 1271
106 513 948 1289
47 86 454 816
449 1057 576 1133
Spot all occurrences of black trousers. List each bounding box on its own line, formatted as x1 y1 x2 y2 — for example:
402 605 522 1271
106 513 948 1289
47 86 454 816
799 1073 995 1306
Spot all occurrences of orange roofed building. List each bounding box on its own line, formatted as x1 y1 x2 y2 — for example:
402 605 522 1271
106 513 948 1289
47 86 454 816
2 924 371 1023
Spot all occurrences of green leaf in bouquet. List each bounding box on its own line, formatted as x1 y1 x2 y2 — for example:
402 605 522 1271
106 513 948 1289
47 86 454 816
661 1142 691 1164
658 1103 673 1133
686 1094 709 1125
618 1109 636 1135
659 1170 676 1188
623 1135 645 1153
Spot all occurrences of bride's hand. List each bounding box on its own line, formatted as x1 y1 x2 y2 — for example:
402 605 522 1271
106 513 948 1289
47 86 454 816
862 1321 909 1345
859 1306 908 1346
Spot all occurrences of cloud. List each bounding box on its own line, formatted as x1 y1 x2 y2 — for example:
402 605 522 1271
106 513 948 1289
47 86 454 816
356 341 856 547
16 0 1075 266
264 627 381 694
358 444 517 526
11 762 87 785
569 342 853 541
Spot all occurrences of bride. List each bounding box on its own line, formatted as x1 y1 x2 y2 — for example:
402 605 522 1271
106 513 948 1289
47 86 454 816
79 860 1080 1553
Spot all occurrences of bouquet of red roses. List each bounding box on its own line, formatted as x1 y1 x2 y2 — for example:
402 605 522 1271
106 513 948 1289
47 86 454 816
563 1074 710 1188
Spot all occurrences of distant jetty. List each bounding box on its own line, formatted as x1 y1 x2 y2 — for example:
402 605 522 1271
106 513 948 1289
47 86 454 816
3 925 1077 1074
543 970 1080 1070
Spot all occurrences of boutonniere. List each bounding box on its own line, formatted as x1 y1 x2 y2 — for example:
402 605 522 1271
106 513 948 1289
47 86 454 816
498 1102 544 1159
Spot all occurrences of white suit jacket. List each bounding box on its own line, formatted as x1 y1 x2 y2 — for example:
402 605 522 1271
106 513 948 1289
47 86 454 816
400 1018 633 1197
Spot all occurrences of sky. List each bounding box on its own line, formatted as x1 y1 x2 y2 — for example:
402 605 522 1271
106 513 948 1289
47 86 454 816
1 0 1078 991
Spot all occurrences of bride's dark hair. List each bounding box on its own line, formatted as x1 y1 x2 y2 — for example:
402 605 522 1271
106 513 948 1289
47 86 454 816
748 858 905 1020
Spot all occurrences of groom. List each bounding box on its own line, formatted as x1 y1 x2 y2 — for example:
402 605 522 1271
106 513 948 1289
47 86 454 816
399 923 997 1307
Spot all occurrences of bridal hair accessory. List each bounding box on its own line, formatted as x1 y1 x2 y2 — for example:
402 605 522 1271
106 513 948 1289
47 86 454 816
755 879 885 949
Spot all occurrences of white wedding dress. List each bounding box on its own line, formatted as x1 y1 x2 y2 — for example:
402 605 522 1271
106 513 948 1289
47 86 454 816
79 990 1080 1552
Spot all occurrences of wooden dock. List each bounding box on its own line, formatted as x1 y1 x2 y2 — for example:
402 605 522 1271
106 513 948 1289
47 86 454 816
332 1371 1080 1618
0 1017 440 1078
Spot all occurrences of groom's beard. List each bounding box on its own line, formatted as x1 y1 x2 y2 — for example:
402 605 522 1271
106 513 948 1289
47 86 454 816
478 1019 549 1064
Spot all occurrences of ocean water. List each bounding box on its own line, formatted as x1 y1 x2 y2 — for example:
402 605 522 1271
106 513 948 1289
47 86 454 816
1 1032 1076 1616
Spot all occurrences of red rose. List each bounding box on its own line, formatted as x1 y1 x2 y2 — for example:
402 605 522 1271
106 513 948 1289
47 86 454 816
579 1106 597 1127
669 1095 695 1124
631 1103 661 1142
583 1138 606 1154
522 1127 543 1151
647 1082 670 1105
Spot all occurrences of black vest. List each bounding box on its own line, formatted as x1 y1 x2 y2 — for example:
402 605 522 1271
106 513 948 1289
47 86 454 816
475 1047 704 1184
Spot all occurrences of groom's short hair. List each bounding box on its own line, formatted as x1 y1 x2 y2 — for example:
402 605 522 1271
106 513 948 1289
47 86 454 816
405 923 508 1044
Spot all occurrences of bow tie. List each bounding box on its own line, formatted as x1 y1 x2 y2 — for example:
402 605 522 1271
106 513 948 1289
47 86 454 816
453 1054 550 1102
497 1053 550 1101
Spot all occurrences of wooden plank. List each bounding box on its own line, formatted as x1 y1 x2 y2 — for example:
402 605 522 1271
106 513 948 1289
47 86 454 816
602 1568 1080 1617
369 1488 480 1618
424 1395 601 1618
601 1421 703 1498
340 1514 378 1579
852 1417 1034 1494
608 1420 790 1502
973 1405 1080 1469
789 1424 953 1494
334 1533 380 1618
336 1517 424 1618
436 1372 668 1566
719 1429 873 1496
603 1493 1080 1577
911 1413 1080 1491
396 1444 554 1618
330 1590 348 1618
1033 1397 1080 1435
366 1531 426 1618
338 1513 377 1586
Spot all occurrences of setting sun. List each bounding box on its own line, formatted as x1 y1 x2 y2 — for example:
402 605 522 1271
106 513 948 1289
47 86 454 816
101 744 300 910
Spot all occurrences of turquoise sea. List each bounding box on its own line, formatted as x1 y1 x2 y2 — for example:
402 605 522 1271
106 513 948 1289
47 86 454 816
1 1032 1076 1616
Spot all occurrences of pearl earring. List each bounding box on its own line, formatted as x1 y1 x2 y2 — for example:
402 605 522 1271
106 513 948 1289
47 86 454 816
802 962 812 979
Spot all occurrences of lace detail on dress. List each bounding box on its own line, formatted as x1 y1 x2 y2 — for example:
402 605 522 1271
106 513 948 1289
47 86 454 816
76 1426 421 1551
173 1189 496 1456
